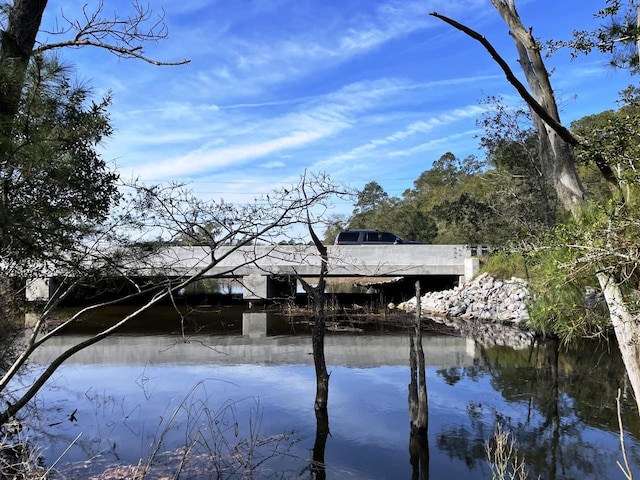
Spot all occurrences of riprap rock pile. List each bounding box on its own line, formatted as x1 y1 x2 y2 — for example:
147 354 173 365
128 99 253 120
390 272 533 348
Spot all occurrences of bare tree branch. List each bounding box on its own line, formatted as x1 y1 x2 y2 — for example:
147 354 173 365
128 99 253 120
35 1 189 65
430 11 580 147
0 174 348 425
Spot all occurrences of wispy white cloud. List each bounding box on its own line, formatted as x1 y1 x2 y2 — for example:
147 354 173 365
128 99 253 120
260 161 287 169
169 0 490 100
316 104 487 168
125 77 427 178
134 130 330 179
42 0 634 219
389 129 482 158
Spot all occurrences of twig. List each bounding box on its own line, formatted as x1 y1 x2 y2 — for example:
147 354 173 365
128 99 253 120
41 432 83 479
616 389 633 480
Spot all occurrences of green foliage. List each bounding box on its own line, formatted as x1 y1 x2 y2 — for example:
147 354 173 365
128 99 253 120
525 245 608 343
403 152 497 244
352 181 388 215
572 93 640 206
347 182 437 243
390 200 438 243
519 200 639 343
322 214 348 244
0 56 120 261
480 252 529 281
548 0 640 74
343 141 562 247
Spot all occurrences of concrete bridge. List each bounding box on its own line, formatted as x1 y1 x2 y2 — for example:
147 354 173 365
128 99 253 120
26 244 480 302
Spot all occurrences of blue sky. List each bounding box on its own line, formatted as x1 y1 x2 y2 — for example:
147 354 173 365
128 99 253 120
40 0 634 217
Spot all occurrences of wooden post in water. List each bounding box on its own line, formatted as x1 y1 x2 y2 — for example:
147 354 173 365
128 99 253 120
409 281 428 435
408 280 429 478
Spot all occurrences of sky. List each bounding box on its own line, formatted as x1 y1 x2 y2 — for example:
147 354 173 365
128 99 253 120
38 0 635 218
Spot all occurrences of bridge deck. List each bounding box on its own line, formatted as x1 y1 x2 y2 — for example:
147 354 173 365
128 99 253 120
26 244 479 302
134 244 474 277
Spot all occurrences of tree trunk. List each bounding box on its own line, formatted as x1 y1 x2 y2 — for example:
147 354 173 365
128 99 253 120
1 0 48 131
491 0 586 211
597 272 640 413
312 283 330 412
296 210 331 413
311 404 330 480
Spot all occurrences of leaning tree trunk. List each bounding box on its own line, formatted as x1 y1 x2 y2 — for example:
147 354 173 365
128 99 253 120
597 273 640 411
491 0 586 211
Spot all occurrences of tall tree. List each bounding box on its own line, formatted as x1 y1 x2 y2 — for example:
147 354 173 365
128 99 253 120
431 5 586 211
490 0 585 210
0 0 187 266
348 181 395 232
1 57 119 260
432 1 640 413
351 182 389 217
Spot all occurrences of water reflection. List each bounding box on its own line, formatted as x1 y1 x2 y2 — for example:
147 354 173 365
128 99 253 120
242 311 269 337
435 339 640 479
311 406 330 479
19 324 640 479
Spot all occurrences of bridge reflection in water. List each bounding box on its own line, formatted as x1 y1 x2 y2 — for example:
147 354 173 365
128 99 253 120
21 312 635 480
27 312 478 368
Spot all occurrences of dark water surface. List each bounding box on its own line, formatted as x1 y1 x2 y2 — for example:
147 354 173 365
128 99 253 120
20 307 640 479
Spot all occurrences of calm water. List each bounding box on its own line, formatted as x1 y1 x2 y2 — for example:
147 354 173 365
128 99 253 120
17 308 640 479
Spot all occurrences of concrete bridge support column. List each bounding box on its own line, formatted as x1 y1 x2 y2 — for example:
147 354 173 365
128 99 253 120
25 278 56 302
242 274 296 302
463 257 480 284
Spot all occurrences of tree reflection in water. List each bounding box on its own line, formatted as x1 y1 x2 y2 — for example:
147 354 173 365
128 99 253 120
311 406 330 480
434 337 640 479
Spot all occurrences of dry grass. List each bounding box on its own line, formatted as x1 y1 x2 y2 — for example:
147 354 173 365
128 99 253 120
486 423 534 480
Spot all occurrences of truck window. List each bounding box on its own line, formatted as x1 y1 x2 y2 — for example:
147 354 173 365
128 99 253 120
363 231 380 242
338 231 360 242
